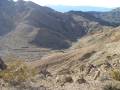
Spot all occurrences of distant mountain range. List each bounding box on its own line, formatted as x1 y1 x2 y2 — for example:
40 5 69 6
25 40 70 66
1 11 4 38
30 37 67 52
48 5 112 12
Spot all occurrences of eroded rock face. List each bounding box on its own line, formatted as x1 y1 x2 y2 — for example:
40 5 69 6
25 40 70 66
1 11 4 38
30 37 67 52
0 57 7 70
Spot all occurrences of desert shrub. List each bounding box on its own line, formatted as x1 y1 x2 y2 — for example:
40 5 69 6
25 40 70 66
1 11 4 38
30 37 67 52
110 69 120 81
79 64 85 72
0 58 38 86
106 56 112 60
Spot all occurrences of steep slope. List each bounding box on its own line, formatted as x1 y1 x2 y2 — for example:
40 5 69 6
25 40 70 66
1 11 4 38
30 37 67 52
32 26 120 68
1 26 120 90
29 26 120 90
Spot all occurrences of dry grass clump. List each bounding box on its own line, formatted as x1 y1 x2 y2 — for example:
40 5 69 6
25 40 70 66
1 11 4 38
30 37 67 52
0 57 38 86
79 64 86 72
110 69 120 81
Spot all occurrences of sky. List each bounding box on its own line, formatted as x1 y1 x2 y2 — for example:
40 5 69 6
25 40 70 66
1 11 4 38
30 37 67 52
21 0 120 8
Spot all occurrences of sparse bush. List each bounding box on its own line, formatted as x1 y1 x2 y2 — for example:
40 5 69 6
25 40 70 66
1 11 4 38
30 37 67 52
110 69 120 81
106 56 112 60
0 57 38 86
79 64 85 72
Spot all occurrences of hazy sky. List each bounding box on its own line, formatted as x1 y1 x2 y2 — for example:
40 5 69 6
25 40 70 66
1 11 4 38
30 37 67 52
22 0 120 8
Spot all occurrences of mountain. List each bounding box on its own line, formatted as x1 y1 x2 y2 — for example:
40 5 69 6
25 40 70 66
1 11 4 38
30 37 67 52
88 8 120 25
0 0 83 50
49 5 112 12
1 1 120 90
0 0 120 60
0 0 15 35
0 0 113 50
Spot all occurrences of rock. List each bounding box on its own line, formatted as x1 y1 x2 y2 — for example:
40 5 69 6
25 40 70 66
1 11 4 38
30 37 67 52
75 75 86 84
65 76 73 83
77 78 86 84
56 75 73 86
0 57 7 70
93 70 100 80
39 65 52 78
85 64 96 75
0 79 8 87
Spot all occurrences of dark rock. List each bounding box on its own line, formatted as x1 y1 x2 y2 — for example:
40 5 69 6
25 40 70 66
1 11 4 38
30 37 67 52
77 78 86 84
65 76 73 83
0 57 7 70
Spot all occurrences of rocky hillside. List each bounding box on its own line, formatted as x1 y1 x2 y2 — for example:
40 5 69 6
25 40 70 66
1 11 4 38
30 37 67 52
26 26 120 90
89 8 120 26
1 0 120 90
1 25 120 90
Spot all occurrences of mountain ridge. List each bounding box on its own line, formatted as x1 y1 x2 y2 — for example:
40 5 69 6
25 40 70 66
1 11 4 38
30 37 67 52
0 0 120 60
